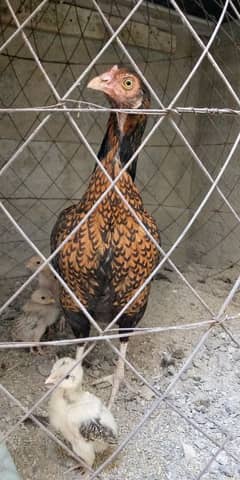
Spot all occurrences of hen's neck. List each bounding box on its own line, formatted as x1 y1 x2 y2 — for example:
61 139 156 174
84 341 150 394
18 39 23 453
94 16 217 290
97 109 147 181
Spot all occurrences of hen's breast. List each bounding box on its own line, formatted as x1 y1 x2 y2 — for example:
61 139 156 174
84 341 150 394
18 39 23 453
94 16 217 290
52 161 160 318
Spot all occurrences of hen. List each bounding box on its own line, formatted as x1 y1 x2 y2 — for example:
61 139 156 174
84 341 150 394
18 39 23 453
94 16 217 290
50 65 160 406
45 355 118 468
12 288 59 354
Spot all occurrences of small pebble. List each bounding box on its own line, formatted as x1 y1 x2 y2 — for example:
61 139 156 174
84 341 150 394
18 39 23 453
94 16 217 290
218 464 233 477
166 365 175 376
161 352 175 368
181 442 196 462
217 451 229 466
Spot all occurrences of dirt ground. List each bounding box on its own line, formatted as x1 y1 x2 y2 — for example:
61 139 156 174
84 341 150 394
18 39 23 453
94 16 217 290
1 262 240 480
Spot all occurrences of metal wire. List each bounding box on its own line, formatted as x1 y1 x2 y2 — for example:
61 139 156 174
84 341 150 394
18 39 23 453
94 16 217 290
0 0 240 479
1 105 240 115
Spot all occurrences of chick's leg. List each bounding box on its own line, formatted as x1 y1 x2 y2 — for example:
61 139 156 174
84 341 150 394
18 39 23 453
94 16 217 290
30 334 45 355
66 438 95 477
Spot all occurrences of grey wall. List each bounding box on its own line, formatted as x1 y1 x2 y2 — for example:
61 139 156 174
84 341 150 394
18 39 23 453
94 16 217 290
0 1 238 278
187 22 240 266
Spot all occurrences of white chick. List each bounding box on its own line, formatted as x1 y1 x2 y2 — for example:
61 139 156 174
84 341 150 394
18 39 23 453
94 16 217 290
45 356 118 468
12 288 59 354
26 255 65 332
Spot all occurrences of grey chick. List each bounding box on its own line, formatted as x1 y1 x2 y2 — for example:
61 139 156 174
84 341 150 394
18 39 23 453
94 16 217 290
45 356 118 469
12 288 59 354
25 255 59 296
26 255 65 332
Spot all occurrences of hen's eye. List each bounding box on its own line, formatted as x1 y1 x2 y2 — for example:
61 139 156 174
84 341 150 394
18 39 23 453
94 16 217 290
122 78 133 90
41 296 45 300
36 261 40 264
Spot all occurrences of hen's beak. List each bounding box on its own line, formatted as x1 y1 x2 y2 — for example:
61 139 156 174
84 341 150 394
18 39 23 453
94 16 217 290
87 75 105 91
87 65 118 92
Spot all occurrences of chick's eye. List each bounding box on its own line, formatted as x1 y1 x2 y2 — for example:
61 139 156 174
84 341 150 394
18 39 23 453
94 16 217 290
65 375 70 379
36 261 40 264
122 78 133 90
41 296 45 300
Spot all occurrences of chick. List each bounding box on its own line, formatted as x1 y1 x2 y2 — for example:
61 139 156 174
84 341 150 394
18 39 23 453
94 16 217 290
26 255 59 296
45 356 118 468
12 288 60 354
26 255 65 332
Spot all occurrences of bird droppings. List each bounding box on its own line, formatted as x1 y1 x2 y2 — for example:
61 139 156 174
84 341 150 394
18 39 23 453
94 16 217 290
1 262 240 479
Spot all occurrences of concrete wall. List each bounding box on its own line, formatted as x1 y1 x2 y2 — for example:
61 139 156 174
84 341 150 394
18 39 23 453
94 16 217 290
0 1 237 277
187 22 240 266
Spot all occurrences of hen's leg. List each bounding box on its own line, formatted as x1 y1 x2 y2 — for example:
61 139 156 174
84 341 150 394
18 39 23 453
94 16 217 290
62 309 90 358
107 308 147 407
91 340 129 407
108 340 128 409
63 309 90 339
59 315 66 332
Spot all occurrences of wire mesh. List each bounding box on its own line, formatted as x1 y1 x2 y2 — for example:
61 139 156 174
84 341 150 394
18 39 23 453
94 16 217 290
0 0 240 478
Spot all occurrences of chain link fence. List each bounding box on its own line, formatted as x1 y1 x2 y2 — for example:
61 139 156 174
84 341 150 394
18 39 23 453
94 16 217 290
0 0 240 478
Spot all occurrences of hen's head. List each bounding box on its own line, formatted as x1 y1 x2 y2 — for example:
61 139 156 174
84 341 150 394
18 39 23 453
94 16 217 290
31 288 56 305
87 65 150 108
45 357 83 390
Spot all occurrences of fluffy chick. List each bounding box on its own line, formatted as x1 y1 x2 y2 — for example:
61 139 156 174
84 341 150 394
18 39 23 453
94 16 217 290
12 288 59 354
26 255 65 332
45 356 118 468
26 255 59 296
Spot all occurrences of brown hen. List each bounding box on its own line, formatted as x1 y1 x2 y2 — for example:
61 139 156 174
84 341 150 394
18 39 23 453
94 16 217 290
51 65 160 406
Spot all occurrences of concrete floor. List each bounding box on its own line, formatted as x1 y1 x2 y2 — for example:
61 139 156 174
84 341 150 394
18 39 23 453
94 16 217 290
1 262 240 479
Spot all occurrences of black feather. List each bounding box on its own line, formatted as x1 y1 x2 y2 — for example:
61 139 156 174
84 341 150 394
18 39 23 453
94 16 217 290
79 418 117 444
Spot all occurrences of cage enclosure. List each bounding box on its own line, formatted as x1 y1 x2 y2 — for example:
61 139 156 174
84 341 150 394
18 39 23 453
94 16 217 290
1 0 240 278
0 1 240 480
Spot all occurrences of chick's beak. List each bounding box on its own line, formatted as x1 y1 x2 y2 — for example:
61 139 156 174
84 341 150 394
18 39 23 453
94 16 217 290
45 374 55 385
